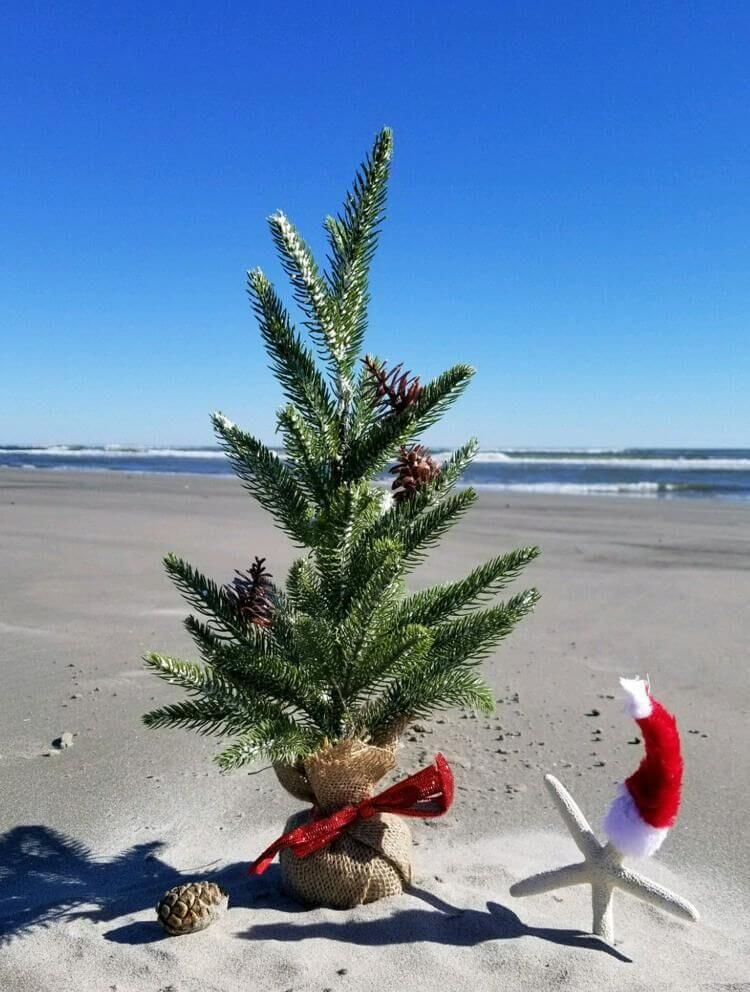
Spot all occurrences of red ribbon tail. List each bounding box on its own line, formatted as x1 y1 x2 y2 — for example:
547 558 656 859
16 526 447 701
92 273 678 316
248 840 284 876
248 806 357 874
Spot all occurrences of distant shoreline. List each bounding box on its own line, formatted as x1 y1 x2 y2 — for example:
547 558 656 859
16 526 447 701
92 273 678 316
2 445 749 501
2 463 749 503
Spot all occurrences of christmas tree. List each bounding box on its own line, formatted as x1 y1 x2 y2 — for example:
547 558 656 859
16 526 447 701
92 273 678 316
142 128 540 771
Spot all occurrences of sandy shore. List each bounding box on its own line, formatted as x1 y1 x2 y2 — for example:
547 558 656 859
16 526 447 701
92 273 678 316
1 469 747 991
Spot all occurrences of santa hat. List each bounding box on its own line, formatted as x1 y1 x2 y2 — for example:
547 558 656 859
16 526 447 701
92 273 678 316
602 677 683 858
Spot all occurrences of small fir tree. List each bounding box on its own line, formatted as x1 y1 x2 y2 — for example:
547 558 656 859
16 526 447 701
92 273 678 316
143 128 540 769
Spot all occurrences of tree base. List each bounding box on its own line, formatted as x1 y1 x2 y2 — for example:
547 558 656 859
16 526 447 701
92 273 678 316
279 808 411 909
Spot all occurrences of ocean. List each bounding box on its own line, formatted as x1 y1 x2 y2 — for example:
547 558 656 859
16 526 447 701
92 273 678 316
2 445 749 501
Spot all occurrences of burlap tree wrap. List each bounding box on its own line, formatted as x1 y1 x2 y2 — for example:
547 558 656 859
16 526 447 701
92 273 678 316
273 739 412 908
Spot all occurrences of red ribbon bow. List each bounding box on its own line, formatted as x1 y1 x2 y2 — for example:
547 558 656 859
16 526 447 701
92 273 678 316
249 753 454 875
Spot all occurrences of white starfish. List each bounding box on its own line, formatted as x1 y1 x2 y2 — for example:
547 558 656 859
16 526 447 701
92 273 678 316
509 774 699 944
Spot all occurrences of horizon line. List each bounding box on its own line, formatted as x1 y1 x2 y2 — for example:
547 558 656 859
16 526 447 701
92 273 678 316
2 442 747 452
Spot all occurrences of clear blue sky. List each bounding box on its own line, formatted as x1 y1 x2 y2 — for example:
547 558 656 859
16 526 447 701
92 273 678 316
2 1 748 448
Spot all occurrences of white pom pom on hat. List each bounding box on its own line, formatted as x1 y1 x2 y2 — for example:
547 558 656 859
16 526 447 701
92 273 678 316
618 676 653 719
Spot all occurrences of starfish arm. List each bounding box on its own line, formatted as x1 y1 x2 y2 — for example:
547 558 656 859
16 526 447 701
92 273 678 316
591 881 615 943
510 862 587 898
616 866 700 923
544 775 601 858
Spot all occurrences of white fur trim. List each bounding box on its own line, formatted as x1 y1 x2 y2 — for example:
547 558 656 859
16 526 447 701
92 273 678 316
603 785 669 858
619 676 652 719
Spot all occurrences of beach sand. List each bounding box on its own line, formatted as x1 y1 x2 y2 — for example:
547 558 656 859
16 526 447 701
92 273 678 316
1 469 747 991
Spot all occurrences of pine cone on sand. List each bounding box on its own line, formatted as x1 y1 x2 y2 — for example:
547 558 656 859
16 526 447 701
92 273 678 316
225 556 274 627
156 881 228 936
390 445 440 502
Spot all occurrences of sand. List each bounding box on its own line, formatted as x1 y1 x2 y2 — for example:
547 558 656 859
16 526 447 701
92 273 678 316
0 469 747 991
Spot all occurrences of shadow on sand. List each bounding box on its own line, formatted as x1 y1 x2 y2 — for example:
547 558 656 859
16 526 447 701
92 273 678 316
243 885 631 962
0 825 630 961
0 824 290 946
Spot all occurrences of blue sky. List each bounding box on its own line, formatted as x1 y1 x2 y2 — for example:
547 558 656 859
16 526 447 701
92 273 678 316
1 1 748 448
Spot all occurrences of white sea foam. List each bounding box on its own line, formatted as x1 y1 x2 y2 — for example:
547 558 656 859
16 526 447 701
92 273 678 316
472 481 673 496
470 455 750 470
426 448 750 469
463 451 513 462
3 445 749 470
0 446 227 459
482 447 629 455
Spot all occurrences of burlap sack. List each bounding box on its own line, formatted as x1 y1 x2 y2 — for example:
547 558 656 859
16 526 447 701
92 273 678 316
273 739 412 909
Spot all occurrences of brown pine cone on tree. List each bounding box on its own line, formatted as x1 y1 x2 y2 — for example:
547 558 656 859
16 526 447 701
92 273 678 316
225 556 274 627
390 445 441 502
156 881 228 936
364 357 423 415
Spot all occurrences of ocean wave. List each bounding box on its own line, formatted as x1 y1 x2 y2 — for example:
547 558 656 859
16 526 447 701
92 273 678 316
431 447 629 461
461 451 513 462
468 455 750 470
0 446 227 459
474 447 629 455
430 450 515 463
473 481 689 496
3 445 750 471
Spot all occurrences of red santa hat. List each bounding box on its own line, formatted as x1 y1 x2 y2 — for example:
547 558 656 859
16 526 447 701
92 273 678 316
602 677 683 858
